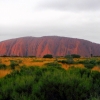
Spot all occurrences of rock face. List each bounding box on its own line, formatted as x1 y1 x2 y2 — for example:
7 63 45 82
0 36 100 57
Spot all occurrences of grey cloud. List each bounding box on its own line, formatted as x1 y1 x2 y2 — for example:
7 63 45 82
39 0 100 11
0 0 100 43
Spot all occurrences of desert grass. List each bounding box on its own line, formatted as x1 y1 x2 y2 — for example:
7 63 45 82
92 66 100 72
0 57 100 77
0 70 11 78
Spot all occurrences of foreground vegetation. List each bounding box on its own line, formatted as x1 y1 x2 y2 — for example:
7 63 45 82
0 65 100 100
0 57 100 100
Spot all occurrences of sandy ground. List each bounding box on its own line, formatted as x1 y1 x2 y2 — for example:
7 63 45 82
0 57 100 78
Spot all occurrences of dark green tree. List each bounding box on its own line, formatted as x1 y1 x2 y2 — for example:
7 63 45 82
71 54 81 58
43 54 53 58
65 55 74 64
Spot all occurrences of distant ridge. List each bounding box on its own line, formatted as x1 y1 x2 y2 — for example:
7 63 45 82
0 36 100 57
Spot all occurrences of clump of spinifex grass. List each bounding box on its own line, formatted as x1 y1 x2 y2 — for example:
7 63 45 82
0 64 7 70
10 60 19 70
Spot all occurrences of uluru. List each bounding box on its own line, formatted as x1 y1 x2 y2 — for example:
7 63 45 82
0 36 100 57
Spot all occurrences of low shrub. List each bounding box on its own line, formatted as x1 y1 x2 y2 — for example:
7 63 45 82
84 63 94 69
71 54 81 58
58 60 67 64
43 54 53 58
65 54 81 58
17 60 22 63
83 59 97 69
44 62 61 68
10 60 19 70
97 60 100 65
0 64 7 69
77 59 97 69
58 60 74 64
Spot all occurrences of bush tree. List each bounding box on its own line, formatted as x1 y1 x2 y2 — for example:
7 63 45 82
0 64 7 69
65 55 74 64
43 54 53 58
10 60 19 70
83 59 97 69
71 54 81 58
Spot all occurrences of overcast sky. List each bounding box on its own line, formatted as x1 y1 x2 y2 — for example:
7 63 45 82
0 0 100 43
